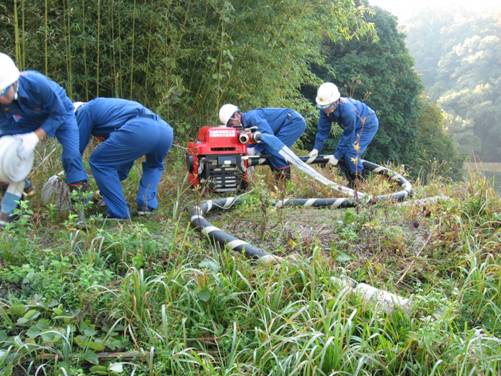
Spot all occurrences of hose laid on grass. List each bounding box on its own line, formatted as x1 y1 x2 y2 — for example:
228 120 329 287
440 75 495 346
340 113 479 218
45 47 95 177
189 196 269 259
188 157 413 259
188 156 415 312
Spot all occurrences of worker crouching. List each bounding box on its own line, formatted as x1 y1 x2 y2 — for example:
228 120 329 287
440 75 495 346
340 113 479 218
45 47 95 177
219 104 306 183
307 82 379 187
75 98 174 219
0 52 88 226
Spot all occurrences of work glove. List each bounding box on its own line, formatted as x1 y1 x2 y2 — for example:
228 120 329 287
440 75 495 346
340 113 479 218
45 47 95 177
306 149 318 164
326 155 339 166
16 132 40 160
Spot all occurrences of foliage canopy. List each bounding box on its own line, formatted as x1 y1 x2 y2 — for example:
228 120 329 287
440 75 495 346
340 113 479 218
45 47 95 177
406 9 501 162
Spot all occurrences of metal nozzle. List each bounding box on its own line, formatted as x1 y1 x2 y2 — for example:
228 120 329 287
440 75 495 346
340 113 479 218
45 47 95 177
238 132 250 144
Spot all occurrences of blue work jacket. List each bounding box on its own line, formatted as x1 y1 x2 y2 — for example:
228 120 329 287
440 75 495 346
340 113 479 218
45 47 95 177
313 98 377 160
0 71 75 137
75 97 158 153
242 108 303 151
242 108 297 135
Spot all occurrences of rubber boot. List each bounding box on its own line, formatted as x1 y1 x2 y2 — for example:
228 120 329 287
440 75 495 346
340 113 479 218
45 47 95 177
338 160 357 188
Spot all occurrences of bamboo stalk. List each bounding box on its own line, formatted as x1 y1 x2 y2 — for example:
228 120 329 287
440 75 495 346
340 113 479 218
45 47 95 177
68 0 73 95
63 0 67 78
216 17 225 108
129 0 137 98
21 0 25 68
81 0 88 99
64 0 73 96
13 0 20 65
145 22 152 104
96 0 101 96
111 0 117 96
117 0 123 97
44 0 48 74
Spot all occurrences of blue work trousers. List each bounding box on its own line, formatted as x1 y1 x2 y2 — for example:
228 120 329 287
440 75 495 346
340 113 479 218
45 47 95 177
255 112 306 169
57 115 88 183
342 115 379 175
89 117 173 219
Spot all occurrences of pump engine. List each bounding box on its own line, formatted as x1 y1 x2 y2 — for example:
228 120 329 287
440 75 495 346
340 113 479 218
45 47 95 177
186 126 260 193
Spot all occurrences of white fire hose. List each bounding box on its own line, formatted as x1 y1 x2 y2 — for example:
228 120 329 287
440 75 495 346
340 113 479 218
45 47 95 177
0 135 34 184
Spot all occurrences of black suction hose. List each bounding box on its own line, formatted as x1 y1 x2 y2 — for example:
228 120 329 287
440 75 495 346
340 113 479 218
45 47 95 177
188 156 413 259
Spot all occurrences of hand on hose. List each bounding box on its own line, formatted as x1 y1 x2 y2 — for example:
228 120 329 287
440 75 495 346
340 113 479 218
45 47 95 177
16 132 40 160
306 149 318 164
326 155 339 167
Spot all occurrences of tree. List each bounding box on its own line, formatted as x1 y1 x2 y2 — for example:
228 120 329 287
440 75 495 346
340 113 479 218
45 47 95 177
305 6 423 167
413 97 463 179
0 0 371 139
406 10 501 161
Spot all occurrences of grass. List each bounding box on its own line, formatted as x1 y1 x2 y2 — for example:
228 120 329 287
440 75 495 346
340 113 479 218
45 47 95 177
464 162 501 173
0 145 500 375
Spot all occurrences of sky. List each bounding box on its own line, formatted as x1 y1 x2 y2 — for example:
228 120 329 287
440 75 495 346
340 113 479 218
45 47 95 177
368 0 501 22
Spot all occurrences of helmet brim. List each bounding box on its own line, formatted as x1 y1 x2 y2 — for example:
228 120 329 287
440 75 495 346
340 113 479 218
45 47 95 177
317 102 334 110
0 83 14 97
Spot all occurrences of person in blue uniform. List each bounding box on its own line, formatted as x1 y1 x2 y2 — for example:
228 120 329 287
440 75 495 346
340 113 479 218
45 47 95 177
218 104 306 180
0 52 87 226
74 98 174 219
307 82 379 185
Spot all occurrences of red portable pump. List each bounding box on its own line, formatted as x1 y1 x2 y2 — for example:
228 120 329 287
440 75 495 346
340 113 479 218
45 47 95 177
186 126 260 192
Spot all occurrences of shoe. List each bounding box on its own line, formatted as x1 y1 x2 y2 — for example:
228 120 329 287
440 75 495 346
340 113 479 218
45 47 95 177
1 179 34 197
102 213 130 221
68 180 90 196
92 191 106 207
0 212 11 228
270 165 291 191
137 207 155 216
69 181 95 211
270 165 291 182
23 178 35 197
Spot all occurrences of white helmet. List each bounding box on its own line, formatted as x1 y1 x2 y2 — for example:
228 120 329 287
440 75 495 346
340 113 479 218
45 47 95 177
73 101 86 112
0 53 20 95
219 104 240 126
315 82 340 109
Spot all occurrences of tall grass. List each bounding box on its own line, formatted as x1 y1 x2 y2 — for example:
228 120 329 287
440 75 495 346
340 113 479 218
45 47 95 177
1 156 500 374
